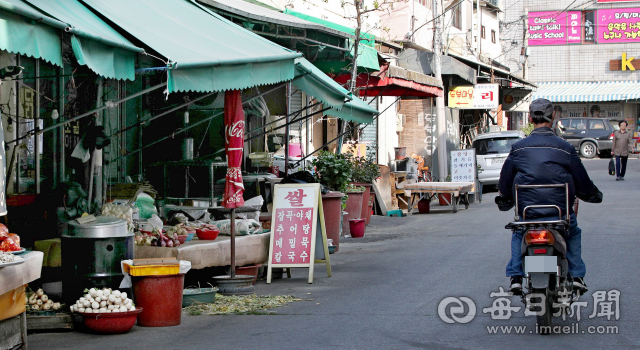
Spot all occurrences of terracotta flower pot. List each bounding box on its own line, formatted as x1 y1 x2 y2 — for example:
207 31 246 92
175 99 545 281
351 183 372 225
321 192 345 252
342 190 364 236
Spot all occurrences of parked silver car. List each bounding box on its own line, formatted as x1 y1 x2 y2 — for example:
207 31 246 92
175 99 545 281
473 130 525 185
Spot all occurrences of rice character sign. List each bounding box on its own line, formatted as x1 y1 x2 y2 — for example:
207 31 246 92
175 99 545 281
266 183 331 283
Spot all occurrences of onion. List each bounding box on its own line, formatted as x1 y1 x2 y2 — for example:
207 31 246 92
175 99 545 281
108 305 114 310
113 290 121 298
83 300 91 307
85 308 93 313
99 308 107 313
92 302 99 309
100 301 107 307
103 289 111 297
119 306 128 312
89 288 97 297
120 292 127 300
114 298 122 305
96 290 104 298
108 295 116 303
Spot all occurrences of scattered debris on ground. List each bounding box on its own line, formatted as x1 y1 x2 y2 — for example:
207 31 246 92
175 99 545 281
185 295 302 316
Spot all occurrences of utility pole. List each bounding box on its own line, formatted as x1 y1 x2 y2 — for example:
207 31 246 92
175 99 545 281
433 0 447 181
522 13 528 79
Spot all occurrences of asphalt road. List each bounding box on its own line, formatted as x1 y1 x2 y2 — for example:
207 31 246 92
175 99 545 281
29 158 640 350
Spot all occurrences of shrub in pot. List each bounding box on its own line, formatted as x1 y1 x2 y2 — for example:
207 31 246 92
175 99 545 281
347 153 380 224
309 152 352 251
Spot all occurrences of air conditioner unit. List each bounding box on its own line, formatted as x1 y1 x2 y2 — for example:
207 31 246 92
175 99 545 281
396 114 405 132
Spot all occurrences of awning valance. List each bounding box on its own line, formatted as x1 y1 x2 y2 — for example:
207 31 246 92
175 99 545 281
333 64 444 98
24 0 142 80
82 0 301 93
326 95 378 124
292 57 351 110
532 81 640 102
0 0 63 66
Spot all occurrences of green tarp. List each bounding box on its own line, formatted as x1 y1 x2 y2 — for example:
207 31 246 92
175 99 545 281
293 57 351 110
24 0 141 80
82 0 301 93
0 4 62 66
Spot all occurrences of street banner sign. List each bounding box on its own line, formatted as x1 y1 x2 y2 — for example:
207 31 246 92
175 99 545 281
448 84 499 109
266 183 331 284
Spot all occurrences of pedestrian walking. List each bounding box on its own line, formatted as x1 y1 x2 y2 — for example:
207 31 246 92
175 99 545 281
611 120 633 180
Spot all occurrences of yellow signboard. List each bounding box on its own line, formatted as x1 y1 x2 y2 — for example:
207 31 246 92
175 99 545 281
448 86 474 108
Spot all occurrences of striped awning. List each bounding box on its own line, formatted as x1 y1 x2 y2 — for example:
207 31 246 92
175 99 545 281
532 81 640 102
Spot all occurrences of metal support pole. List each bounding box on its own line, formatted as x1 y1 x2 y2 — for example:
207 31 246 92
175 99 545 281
433 0 448 182
14 55 20 194
35 59 40 193
285 83 291 175
230 208 236 278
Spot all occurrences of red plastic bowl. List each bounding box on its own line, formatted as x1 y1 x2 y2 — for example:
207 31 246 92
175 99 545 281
79 308 143 334
196 228 219 240
177 235 188 244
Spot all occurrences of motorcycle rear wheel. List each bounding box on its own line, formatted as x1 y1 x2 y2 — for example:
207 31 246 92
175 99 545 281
533 288 553 335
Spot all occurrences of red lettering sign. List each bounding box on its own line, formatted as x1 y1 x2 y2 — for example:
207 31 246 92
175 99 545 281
271 208 314 264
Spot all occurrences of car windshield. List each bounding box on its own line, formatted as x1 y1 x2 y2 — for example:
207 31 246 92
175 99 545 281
473 137 520 155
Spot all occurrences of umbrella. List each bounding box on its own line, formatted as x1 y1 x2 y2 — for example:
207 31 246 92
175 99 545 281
222 90 245 277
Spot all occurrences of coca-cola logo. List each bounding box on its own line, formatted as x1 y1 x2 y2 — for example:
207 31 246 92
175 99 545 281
226 121 244 138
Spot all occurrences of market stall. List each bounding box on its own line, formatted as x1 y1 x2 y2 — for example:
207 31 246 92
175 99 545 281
403 182 474 214
0 250 44 349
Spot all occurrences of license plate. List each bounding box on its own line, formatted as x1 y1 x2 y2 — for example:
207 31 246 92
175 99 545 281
524 256 558 274
486 157 505 166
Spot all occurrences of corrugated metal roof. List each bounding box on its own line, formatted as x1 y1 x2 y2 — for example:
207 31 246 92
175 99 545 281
197 0 354 39
532 81 640 102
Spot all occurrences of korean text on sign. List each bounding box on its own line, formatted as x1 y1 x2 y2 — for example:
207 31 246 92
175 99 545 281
451 150 476 182
271 189 314 265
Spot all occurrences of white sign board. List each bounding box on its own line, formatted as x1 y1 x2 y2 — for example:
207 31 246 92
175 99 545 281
266 183 331 284
450 149 476 183
473 84 499 109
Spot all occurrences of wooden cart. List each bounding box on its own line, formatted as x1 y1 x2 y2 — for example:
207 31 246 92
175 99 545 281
403 182 474 214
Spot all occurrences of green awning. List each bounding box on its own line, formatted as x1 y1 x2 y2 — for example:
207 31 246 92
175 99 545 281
283 8 375 47
326 95 378 124
308 39 380 75
0 1 62 66
24 0 142 81
82 0 302 93
293 57 351 110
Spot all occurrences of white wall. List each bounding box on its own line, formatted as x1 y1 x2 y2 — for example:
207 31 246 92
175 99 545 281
379 0 434 49
479 8 502 60
377 96 399 165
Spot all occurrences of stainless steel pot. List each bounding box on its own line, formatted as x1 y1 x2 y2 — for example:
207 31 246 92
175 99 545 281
64 216 130 238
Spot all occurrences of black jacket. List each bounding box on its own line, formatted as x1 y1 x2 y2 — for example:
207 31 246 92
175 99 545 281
499 127 598 219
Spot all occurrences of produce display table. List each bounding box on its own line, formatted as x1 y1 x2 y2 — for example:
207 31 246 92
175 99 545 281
134 233 270 270
403 182 474 214
0 251 43 350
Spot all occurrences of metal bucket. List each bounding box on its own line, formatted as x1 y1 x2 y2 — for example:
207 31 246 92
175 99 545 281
62 217 133 306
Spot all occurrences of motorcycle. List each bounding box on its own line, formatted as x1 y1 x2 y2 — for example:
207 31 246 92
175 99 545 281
497 184 582 335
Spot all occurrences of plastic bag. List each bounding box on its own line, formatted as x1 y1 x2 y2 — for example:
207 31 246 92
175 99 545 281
211 219 262 236
142 214 164 233
609 158 616 176
135 193 158 219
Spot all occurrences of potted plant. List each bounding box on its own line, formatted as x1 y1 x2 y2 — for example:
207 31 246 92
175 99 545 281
309 151 352 252
347 152 380 225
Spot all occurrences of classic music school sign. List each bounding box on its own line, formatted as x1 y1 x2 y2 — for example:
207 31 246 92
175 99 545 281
528 11 581 45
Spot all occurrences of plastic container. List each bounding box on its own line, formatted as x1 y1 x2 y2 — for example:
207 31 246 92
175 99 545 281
132 274 185 327
321 192 344 252
182 288 217 307
418 198 431 214
185 232 195 242
177 235 188 244
394 147 407 160
196 228 219 240
80 308 143 334
343 190 364 236
124 263 180 277
349 219 366 238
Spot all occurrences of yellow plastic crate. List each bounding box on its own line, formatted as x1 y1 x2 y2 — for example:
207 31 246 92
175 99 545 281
123 263 180 276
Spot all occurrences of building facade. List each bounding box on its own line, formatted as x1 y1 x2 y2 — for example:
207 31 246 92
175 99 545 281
502 0 640 142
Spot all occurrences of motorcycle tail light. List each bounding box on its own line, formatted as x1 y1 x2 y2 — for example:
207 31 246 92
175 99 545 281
534 248 547 254
525 229 555 245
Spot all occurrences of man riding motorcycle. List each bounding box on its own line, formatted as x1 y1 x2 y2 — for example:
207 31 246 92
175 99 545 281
497 98 603 295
